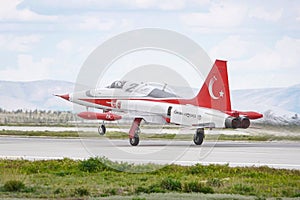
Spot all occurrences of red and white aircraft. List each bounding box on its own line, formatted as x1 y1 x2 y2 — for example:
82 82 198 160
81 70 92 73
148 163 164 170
56 60 263 146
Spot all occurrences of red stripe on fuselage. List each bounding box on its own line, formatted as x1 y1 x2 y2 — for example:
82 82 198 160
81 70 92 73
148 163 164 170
79 98 189 108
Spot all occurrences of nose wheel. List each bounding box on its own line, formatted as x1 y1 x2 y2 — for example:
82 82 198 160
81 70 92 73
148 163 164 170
193 128 205 145
98 124 106 135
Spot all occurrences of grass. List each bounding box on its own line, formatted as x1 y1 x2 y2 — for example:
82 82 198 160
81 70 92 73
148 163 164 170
0 130 79 137
0 157 299 199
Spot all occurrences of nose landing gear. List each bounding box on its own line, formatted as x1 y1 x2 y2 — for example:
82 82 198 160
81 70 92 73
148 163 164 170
98 123 106 135
129 127 140 146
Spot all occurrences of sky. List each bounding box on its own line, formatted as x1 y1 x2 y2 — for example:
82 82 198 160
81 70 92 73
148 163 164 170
0 0 299 90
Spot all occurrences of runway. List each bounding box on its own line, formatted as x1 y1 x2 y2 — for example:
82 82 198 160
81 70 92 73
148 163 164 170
0 136 299 170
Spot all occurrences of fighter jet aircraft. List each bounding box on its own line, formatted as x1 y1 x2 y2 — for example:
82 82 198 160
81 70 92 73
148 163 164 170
56 60 263 146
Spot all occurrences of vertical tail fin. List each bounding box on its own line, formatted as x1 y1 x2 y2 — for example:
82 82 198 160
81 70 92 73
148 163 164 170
191 60 231 112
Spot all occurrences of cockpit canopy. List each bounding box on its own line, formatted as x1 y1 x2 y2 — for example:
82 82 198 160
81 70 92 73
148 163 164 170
105 80 178 98
106 81 126 89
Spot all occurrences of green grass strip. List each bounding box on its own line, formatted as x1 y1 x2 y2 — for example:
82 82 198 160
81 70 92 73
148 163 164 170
0 157 299 199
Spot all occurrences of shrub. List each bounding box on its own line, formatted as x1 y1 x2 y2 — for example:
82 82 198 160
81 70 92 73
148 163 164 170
232 183 254 195
79 157 107 173
55 171 71 177
135 186 148 194
183 181 214 194
160 178 181 191
104 188 117 195
293 193 300 197
148 184 166 193
184 181 201 192
73 187 90 196
54 187 64 194
3 180 25 192
132 197 146 200
207 178 223 187
199 186 214 194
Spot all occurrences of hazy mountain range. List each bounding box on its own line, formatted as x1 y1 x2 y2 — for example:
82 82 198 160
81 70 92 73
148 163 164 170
231 85 300 125
0 80 74 111
0 80 299 125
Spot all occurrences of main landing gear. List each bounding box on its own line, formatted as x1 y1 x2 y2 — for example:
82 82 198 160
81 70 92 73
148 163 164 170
129 118 142 146
193 128 205 145
129 127 140 146
97 118 142 146
98 123 106 135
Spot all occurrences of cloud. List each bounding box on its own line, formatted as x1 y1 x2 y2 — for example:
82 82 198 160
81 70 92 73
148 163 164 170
18 0 194 14
236 37 300 70
0 34 42 52
133 0 185 10
0 0 57 21
209 35 267 60
78 16 116 31
0 54 54 81
275 37 300 68
211 36 300 70
56 39 73 53
249 7 283 22
227 37 300 89
180 2 247 28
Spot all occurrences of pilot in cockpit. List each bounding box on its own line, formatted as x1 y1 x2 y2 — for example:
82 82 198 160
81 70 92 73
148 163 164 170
107 81 126 89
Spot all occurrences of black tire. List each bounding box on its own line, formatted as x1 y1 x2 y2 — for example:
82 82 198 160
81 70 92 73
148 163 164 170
129 135 139 146
193 128 205 145
98 124 106 135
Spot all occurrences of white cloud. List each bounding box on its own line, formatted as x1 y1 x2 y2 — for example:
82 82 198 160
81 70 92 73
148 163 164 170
180 2 247 28
17 0 209 12
132 0 156 8
56 39 73 53
275 37 300 68
209 35 267 60
120 0 186 10
0 0 57 21
0 34 42 52
78 17 116 31
211 36 300 70
156 0 185 10
297 7 300 21
234 37 300 70
0 54 54 81
227 37 300 89
249 7 283 22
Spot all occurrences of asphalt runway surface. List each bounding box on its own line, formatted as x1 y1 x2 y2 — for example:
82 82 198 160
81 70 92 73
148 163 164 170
0 136 299 170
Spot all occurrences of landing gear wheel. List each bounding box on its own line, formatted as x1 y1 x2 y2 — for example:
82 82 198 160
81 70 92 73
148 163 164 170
98 124 106 136
129 135 139 146
193 128 205 145
128 118 142 146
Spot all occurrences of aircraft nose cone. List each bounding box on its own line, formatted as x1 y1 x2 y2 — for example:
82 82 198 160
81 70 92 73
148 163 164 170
56 94 70 101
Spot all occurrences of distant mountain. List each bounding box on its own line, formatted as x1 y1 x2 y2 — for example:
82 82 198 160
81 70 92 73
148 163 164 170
231 85 300 125
231 84 300 114
0 80 299 125
0 80 74 111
